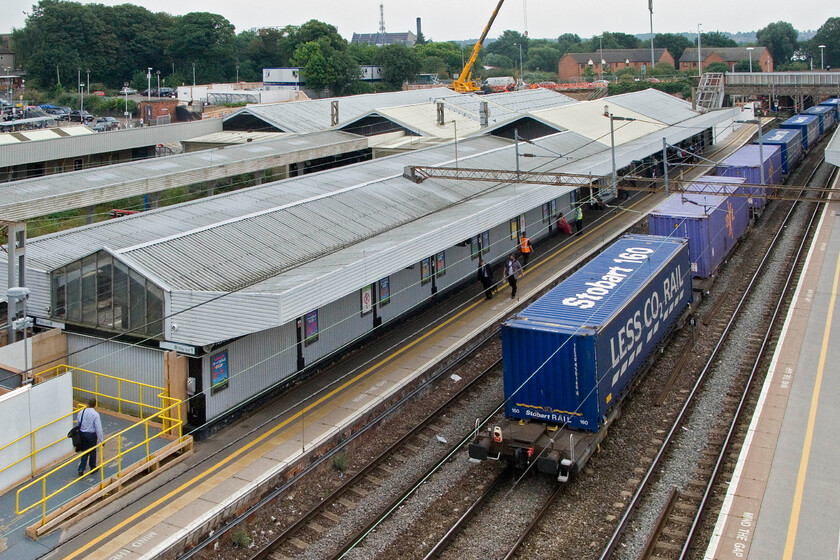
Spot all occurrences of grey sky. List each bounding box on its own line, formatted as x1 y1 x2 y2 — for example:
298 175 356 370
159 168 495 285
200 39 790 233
3 0 833 41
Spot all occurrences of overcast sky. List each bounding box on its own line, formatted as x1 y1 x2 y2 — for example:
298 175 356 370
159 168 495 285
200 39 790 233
3 0 833 40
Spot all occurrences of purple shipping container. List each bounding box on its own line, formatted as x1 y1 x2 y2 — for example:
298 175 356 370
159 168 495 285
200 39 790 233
805 105 836 135
780 114 820 151
648 177 750 279
757 128 803 174
715 144 782 210
820 99 840 121
501 235 692 432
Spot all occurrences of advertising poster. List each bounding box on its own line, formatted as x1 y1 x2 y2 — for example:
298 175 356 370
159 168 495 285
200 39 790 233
421 258 431 284
304 310 319 343
211 351 228 393
379 277 390 305
361 284 373 314
482 230 490 254
436 252 446 276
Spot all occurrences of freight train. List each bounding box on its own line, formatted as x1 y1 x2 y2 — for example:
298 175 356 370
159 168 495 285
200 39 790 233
469 101 837 481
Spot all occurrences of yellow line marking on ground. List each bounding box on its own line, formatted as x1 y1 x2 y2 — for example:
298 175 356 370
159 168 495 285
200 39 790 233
782 238 840 559
63 192 654 560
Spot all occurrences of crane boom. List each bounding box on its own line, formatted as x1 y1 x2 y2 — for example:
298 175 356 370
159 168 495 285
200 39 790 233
452 0 506 93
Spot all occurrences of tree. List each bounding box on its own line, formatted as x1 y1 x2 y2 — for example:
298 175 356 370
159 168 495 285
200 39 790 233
166 12 236 84
484 30 529 65
699 31 737 48
415 41 464 78
375 44 420 90
483 53 514 69
809 17 840 70
653 33 692 68
526 46 561 72
733 59 762 72
705 61 730 73
756 21 798 67
557 33 583 55
586 31 641 51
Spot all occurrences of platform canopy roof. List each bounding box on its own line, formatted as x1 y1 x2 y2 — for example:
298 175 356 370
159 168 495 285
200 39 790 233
9 91 742 347
827 126 840 168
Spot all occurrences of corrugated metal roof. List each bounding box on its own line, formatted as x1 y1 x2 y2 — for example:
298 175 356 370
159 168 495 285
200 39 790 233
826 126 840 167
0 130 367 221
0 119 221 168
223 88 455 133
607 89 697 125
532 100 666 146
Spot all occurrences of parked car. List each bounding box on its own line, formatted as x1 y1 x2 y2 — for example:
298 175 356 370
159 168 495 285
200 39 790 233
92 90 106 96
119 86 137 95
158 87 175 97
68 110 95 122
94 116 119 131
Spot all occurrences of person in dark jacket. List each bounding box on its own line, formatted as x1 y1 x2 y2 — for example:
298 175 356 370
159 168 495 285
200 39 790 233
76 398 104 476
477 258 495 300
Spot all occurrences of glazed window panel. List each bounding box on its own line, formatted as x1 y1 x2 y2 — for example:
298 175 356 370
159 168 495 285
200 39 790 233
146 282 164 337
81 255 97 324
52 269 66 319
96 252 113 328
113 260 129 329
128 269 146 333
65 262 81 322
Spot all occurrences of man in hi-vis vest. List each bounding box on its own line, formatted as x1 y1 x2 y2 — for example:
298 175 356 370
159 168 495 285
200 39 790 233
519 231 533 267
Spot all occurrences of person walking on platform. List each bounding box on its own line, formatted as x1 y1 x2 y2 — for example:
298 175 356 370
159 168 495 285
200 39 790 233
506 254 524 299
519 231 533 267
575 205 584 236
76 398 103 476
477 258 495 300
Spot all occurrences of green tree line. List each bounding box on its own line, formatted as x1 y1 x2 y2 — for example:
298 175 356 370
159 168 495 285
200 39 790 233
10 1 840 96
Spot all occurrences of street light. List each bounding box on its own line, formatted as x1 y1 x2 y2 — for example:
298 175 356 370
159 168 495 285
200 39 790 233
147 67 152 100
697 24 703 77
192 62 196 86
649 0 655 71
819 45 826 70
156 70 160 95
746 46 754 72
86 69 90 95
123 81 130 128
599 35 604 80
603 106 636 196
7 287 32 384
514 42 523 82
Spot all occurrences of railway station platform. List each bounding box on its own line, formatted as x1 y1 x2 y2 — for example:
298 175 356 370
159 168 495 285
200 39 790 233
3 125 757 560
705 170 840 560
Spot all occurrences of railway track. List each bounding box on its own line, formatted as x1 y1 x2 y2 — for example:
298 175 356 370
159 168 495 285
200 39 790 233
601 158 835 560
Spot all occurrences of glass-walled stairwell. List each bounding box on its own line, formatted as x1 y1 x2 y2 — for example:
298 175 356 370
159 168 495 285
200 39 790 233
51 250 164 338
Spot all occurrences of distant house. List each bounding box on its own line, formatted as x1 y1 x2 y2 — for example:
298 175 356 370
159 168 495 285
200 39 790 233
351 31 417 47
679 47 773 73
558 48 674 81
0 44 15 71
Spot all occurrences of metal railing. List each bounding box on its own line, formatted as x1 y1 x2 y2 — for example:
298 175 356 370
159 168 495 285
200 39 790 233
726 72 840 87
0 404 85 478
11 365 184 526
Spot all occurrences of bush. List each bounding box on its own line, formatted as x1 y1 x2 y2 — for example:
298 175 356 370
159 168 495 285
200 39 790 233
230 527 251 548
332 451 348 473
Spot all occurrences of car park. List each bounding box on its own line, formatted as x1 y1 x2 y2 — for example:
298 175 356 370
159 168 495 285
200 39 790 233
94 116 119 131
119 87 137 95
68 110 95 122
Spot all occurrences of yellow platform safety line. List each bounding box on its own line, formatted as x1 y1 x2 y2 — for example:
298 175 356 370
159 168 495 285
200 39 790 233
14 365 184 528
60 190 655 560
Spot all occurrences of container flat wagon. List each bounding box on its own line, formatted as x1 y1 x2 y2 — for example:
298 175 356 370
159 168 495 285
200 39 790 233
780 114 821 151
820 98 840 121
804 105 836 135
757 128 803 175
715 144 782 212
648 177 749 279
469 234 692 480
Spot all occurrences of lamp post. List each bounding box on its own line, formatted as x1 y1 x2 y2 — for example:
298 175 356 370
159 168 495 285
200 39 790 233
236 64 240 83
649 0 655 70
86 69 90 95
819 45 826 70
123 81 130 128
147 67 152 100
746 46 754 72
697 24 702 77
6 287 32 384
156 70 160 95
192 62 196 86
599 35 604 80
603 106 636 196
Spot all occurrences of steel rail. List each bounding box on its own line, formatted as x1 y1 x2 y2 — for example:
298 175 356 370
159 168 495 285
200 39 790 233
678 162 836 559
501 482 566 560
598 157 829 560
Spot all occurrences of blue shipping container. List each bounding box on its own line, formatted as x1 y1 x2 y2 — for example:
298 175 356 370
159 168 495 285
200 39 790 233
805 105 836 135
780 114 821 151
757 128 803 174
715 144 782 210
648 177 749 278
501 234 692 432
820 99 840 121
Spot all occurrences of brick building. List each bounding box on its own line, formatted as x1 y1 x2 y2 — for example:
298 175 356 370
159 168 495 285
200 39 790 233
679 47 773 73
558 48 674 81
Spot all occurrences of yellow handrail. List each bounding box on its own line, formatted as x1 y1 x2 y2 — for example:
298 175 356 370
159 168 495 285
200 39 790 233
16 397 183 523
10 364 183 527
0 405 85 477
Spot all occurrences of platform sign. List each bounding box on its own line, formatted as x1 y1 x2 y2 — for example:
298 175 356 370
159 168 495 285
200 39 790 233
211 350 228 393
481 230 490 254
436 252 446 277
361 284 373 314
304 310 319 343
379 277 390 305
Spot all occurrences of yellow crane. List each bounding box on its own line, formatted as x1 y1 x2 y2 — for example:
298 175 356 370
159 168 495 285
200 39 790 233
452 0 506 93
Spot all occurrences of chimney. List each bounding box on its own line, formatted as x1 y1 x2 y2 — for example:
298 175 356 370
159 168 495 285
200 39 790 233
331 100 339 126
416 17 422 38
479 101 489 127
436 101 445 126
